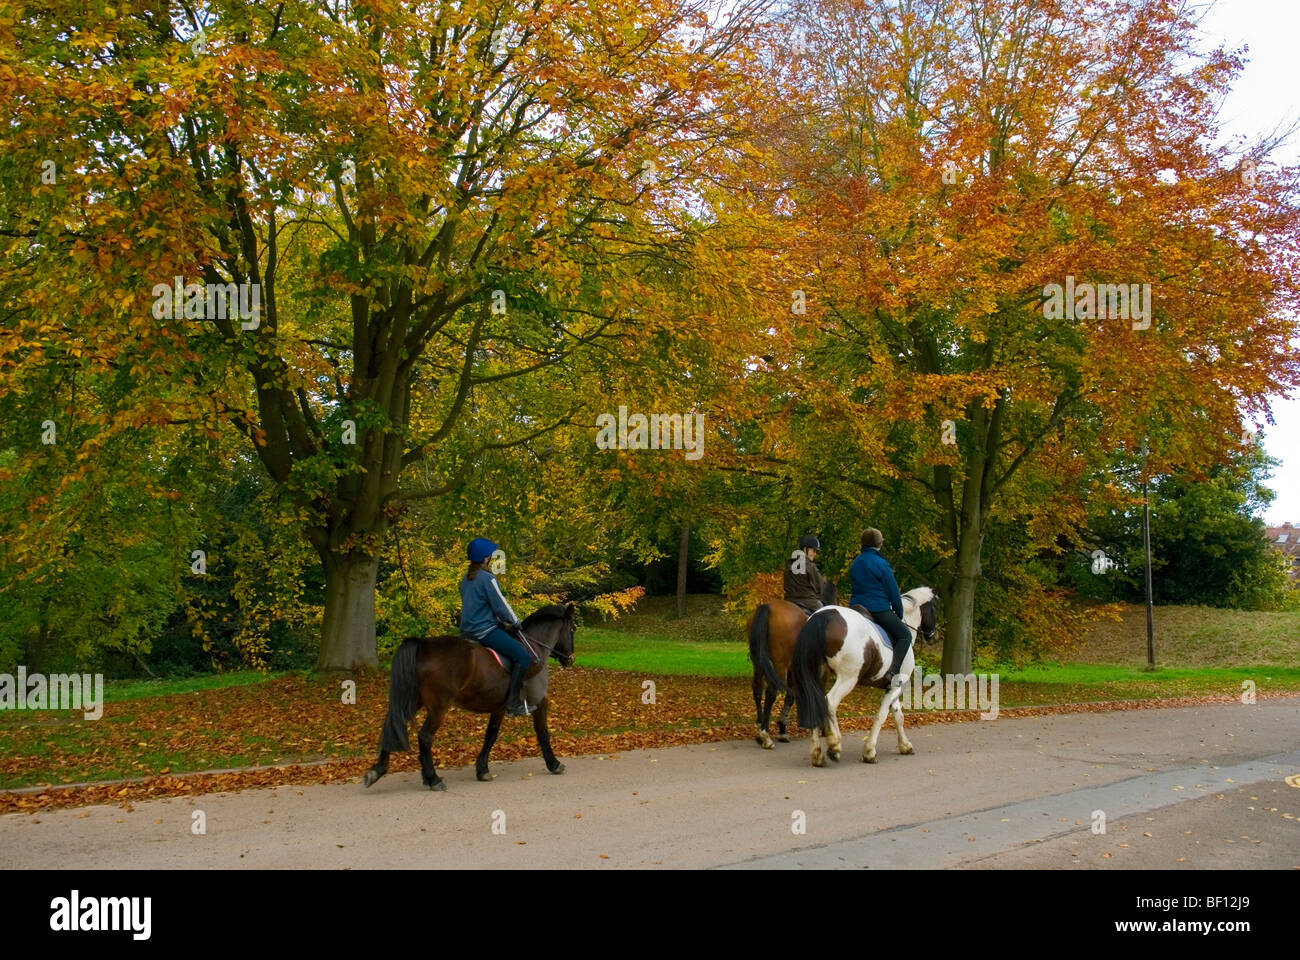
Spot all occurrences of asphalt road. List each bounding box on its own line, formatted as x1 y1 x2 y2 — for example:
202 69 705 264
3 697 1298 869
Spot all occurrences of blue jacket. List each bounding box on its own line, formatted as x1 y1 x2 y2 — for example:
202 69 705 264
459 569 522 640
849 548 903 616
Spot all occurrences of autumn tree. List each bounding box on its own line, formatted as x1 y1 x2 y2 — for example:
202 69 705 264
1 0 772 671
741 0 1300 671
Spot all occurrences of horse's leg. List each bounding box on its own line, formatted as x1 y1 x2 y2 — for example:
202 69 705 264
533 697 565 774
892 693 914 755
863 685 902 764
776 690 792 742
760 686 778 748
418 702 450 791
824 670 858 763
776 668 794 742
476 708 506 781
752 672 773 748
363 749 390 788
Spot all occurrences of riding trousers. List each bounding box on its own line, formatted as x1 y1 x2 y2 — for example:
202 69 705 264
868 608 912 675
474 626 532 671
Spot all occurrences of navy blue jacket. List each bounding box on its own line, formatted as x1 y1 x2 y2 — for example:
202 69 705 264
459 569 522 640
849 548 903 616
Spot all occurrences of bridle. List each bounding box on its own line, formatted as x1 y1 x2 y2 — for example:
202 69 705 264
516 620 575 664
903 595 938 643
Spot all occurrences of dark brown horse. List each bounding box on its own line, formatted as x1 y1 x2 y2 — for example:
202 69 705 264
363 602 577 791
747 580 838 748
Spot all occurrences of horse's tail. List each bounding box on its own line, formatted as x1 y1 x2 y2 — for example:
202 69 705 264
379 639 423 753
749 604 790 695
792 612 830 730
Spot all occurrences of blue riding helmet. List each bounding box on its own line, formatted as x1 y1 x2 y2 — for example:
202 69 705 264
467 537 498 564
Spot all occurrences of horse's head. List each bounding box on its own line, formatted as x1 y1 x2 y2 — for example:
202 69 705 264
555 601 577 667
523 601 577 667
906 587 939 643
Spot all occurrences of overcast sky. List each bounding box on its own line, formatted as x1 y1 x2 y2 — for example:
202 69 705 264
1196 0 1300 524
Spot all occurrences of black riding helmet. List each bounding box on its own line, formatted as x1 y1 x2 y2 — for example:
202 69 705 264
798 534 820 551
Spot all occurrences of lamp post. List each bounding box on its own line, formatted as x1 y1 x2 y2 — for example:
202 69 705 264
1140 439 1154 667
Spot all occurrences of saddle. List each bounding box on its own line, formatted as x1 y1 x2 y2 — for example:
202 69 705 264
849 605 891 650
460 632 541 670
460 634 506 669
850 606 895 688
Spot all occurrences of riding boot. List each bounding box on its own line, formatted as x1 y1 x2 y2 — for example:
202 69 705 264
886 634 912 687
505 661 534 717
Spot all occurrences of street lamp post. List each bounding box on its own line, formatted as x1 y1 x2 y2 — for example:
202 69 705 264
1140 439 1155 667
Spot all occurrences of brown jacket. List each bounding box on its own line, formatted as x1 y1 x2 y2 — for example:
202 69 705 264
783 556 826 612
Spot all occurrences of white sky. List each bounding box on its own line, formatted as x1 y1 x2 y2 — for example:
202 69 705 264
1197 0 1300 524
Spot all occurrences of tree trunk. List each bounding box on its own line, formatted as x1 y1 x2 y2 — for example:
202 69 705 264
318 553 380 674
942 560 980 676
676 523 689 618
942 467 990 674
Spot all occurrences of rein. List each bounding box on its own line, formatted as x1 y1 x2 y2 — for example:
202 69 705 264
517 622 568 662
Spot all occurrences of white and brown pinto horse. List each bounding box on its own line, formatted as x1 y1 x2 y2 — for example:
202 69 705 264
790 587 938 767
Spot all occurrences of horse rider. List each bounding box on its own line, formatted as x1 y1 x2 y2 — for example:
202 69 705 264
849 528 911 688
784 534 827 616
459 537 535 716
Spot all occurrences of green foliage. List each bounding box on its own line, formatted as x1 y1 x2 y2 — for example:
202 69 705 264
1070 449 1298 611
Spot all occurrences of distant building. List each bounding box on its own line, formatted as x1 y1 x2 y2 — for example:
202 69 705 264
1264 522 1300 579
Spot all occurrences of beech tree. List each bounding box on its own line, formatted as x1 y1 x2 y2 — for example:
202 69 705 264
743 0 1300 671
1 0 771 671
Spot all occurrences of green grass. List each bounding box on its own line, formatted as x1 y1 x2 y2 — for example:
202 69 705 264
100 670 294 703
576 627 753 676
574 625 1300 697
1000 662 1299 685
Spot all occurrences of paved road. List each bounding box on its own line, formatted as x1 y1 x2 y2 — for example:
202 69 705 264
3 697 1298 869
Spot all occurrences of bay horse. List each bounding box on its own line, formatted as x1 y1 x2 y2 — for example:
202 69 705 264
790 587 937 767
747 579 839 748
363 602 577 791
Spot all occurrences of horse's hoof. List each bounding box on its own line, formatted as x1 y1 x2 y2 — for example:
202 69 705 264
363 770 381 788
862 752 877 764
548 762 565 775
829 749 841 762
476 770 497 782
424 775 445 791
762 739 774 750
777 734 790 743
900 744 915 756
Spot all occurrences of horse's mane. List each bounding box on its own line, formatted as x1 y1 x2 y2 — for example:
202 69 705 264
522 603 568 626
902 586 935 609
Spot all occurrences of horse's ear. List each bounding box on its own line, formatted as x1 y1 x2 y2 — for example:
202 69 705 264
564 601 576 618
